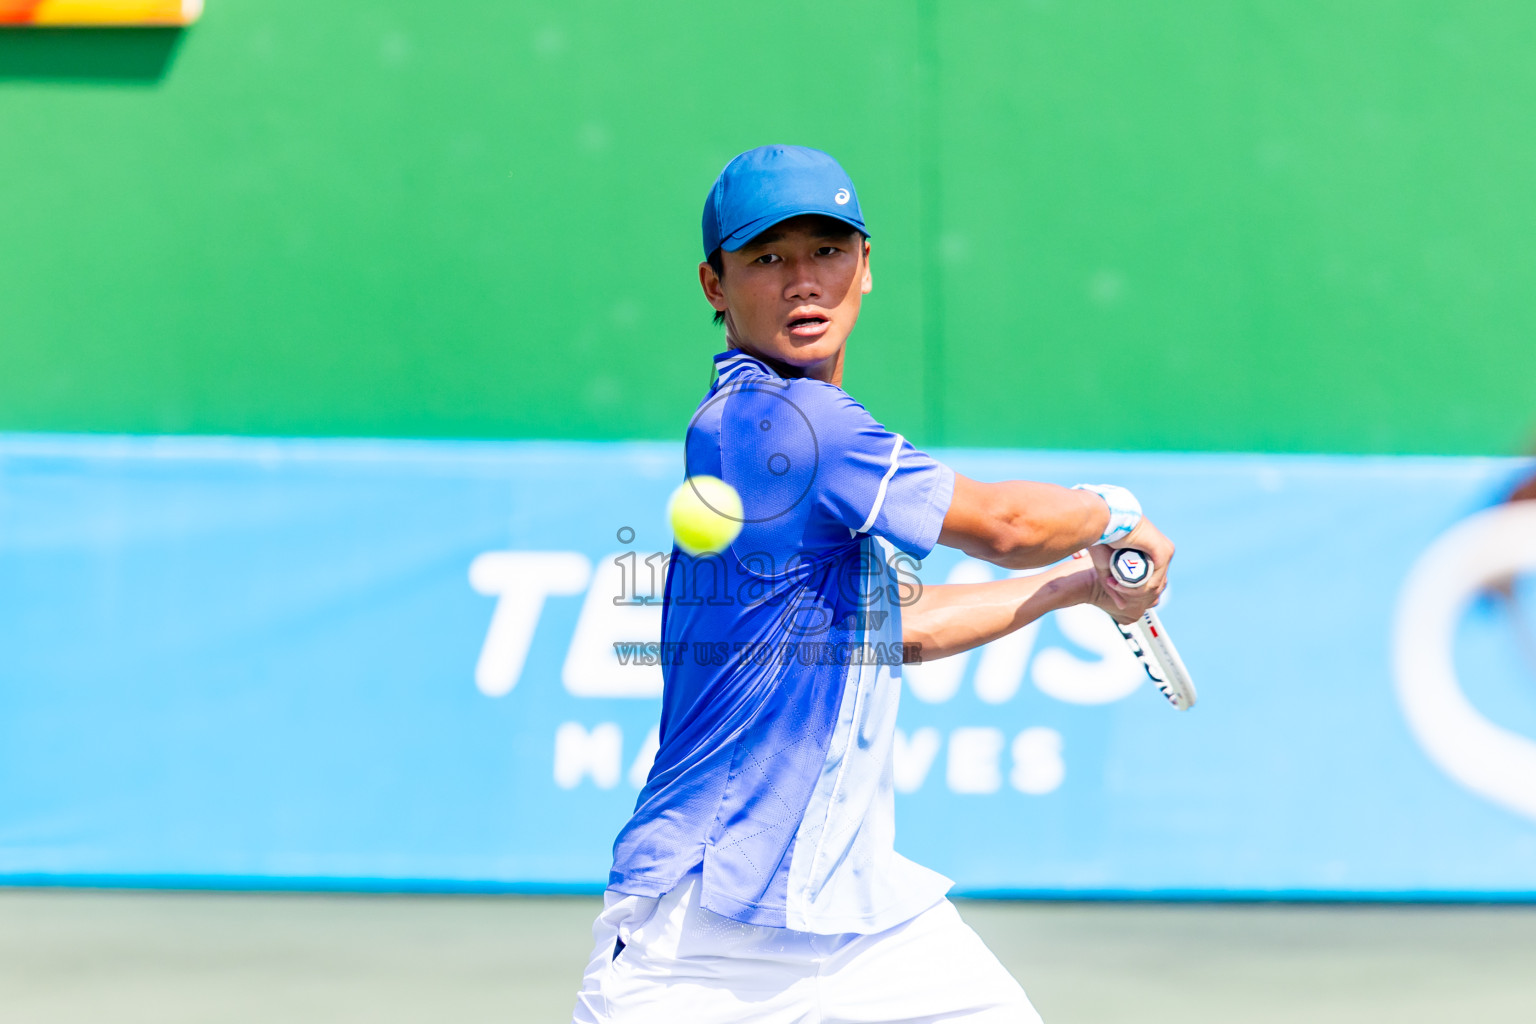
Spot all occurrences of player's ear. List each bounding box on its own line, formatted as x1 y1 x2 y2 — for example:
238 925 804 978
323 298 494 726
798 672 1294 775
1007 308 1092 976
859 239 873 295
699 260 729 313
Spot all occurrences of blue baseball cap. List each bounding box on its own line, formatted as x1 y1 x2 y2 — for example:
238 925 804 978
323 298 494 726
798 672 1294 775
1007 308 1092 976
702 145 868 257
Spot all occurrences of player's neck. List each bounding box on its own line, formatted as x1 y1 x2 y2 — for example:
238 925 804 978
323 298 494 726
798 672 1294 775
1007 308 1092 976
728 341 844 388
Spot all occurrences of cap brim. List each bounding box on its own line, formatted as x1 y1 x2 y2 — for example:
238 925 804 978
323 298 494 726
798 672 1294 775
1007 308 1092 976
719 206 868 251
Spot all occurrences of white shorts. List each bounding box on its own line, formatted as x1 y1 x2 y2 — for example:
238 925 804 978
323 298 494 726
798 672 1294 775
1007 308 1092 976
572 870 1043 1024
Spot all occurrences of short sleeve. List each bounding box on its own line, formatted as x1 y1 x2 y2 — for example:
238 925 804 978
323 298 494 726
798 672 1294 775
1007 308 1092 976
792 381 955 558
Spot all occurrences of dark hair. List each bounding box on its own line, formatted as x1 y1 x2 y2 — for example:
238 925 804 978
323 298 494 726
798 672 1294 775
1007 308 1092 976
707 249 726 326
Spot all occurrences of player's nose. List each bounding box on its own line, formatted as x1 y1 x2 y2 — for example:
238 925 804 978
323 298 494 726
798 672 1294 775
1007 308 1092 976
785 278 821 302
784 259 821 301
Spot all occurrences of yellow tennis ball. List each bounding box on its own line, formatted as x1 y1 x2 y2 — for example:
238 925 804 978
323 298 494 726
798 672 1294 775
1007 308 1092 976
668 475 743 555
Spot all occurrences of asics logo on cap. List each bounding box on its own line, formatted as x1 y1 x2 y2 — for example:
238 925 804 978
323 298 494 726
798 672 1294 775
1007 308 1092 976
834 188 850 205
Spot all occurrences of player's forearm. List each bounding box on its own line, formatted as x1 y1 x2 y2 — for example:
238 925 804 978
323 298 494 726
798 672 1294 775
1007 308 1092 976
902 562 1091 663
938 475 1109 570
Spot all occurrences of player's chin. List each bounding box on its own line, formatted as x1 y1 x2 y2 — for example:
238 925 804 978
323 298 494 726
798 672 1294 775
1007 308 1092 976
776 326 847 362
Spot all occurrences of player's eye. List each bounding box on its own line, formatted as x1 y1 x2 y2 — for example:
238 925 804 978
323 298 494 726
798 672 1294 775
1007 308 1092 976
752 253 781 265
817 246 842 256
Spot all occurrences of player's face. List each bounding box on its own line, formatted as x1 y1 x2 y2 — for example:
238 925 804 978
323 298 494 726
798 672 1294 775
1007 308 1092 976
699 215 872 380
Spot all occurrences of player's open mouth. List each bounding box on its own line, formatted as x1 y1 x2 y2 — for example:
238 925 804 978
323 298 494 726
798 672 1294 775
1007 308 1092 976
787 315 831 338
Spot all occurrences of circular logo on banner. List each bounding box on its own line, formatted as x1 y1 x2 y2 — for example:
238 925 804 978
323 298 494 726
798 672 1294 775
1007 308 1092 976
1392 501 1536 823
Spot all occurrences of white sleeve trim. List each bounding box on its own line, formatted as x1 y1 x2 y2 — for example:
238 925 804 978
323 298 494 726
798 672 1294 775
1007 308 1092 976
853 433 906 536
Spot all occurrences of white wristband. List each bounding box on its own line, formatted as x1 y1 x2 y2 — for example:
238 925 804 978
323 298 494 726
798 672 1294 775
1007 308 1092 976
1072 483 1142 545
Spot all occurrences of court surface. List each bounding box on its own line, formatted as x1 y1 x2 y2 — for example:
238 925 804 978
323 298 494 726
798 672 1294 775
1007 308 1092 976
2 889 1533 1023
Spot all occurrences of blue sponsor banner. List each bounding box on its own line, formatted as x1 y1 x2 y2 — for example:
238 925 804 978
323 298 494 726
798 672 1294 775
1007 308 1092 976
0 434 1533 897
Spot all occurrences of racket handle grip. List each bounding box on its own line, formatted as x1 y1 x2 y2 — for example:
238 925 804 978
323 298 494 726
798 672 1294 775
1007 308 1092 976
1108 548 1153 588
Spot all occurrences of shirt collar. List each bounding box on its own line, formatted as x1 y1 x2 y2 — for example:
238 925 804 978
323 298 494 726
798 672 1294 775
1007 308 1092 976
713 349 781 385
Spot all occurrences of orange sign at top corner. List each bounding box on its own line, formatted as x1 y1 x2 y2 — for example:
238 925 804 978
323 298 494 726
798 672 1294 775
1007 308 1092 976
0 0 202 25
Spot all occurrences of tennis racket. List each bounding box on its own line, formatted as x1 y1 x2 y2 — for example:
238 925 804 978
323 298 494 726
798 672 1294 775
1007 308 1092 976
1105 548 1197 711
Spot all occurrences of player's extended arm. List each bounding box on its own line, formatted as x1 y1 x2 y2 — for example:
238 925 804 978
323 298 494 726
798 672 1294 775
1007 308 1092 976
938 474 1111 569
936 472 1176 613
902 559 1098 663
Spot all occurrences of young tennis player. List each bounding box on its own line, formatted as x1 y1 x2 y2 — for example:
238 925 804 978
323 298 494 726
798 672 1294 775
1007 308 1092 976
573 145 1175 1023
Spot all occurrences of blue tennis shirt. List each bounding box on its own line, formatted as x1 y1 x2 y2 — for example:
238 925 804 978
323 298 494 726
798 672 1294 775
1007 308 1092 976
607 349 958 934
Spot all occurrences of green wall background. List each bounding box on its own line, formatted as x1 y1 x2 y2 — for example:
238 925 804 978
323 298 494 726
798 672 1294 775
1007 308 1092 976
2 1 1534 454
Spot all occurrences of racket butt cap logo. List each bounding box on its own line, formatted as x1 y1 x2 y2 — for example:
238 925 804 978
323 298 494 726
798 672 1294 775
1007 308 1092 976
1110 548 1150 587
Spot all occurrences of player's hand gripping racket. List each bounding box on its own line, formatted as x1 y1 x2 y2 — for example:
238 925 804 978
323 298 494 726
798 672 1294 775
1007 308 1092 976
1105 549 1198 711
